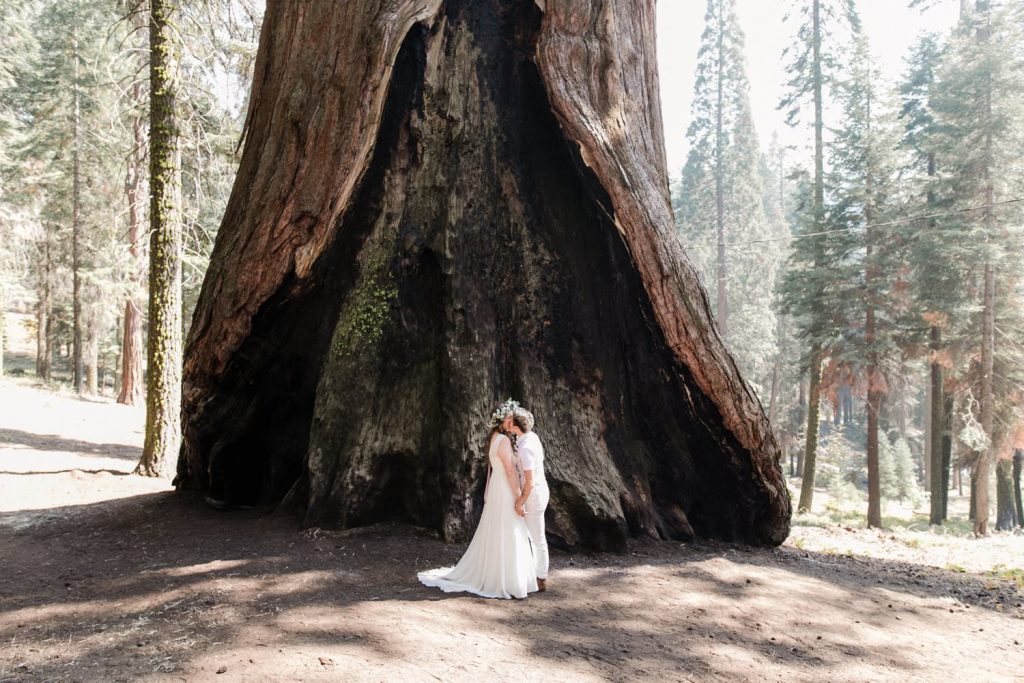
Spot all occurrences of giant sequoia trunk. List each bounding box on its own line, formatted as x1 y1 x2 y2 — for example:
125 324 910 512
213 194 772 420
175 0 790 550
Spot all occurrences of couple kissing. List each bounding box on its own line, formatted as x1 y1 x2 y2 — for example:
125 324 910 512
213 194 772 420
418 399 549 599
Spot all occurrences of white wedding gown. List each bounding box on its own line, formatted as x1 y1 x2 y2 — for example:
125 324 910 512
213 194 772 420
418 434 538 599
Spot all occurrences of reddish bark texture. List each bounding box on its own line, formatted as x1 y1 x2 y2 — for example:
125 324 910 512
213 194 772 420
177 0 790 549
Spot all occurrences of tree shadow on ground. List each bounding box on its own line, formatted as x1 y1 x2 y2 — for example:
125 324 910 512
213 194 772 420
0 469 132 476
1 492 1020 681
0 427 141 461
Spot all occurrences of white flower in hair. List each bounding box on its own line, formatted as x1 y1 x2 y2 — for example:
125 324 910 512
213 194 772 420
491 398 521 426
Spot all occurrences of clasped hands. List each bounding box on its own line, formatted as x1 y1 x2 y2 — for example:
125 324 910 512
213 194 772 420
514 497 527 517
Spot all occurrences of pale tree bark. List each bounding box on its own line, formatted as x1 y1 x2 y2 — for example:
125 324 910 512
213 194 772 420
84 296 99 394
973 0 995 534
929 327 946 524
136 0 181 478
975 262 994 534
118 72 147 406
72 33 84 394
176 0 790 550
36 234 52 380
713 0 728 336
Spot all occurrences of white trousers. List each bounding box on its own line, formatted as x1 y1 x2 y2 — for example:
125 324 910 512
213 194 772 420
525 484 550 579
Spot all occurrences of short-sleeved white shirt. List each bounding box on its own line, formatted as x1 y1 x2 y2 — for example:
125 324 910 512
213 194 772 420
517 431 546 483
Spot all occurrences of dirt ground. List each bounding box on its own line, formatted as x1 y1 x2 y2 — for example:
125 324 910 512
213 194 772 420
2 378 1023 682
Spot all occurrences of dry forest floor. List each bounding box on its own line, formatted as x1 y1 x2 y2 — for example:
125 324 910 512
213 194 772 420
1 373 1022 682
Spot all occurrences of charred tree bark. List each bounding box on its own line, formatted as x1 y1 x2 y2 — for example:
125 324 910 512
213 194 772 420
176 0 790 550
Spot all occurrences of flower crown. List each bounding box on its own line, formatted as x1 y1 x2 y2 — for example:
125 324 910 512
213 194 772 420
490 398 521 428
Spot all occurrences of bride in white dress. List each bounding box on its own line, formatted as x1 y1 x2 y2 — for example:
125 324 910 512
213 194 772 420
418 403 539 599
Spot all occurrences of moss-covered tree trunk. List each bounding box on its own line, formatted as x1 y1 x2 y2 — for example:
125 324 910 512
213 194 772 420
136 0 181 478
175 0 791 550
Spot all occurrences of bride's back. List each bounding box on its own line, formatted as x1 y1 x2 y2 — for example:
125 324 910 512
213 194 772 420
486 432 514 499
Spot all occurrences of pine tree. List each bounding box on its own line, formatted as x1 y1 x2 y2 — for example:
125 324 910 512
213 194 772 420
778 0 860 512
675 0 785 400
898 32 956 525
116 0 147 406
929 0 1024 534
0 1 40 377
826 27 903 527
7 0 125 390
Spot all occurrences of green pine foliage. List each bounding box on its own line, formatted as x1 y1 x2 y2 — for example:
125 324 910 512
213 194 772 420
674 0 787 399
0 0 260 391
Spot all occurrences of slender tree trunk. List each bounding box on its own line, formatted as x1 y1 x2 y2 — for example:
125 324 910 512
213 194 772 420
969 470 977 521
929 326 944 523
972 0 995 537
84 300 99 394
796 372 806 477
864 182 880 528
797 0 825 515
713 0 728 336
767 361 780 427
71 33 84 394
36 235 52 380
136 0 182 478
1013 451 1023 529
941 392 953 519
866 363 882 527
995 457 1016 530
973 230 995 532
118 75 146 406
798 345 822 513
924 370 932 491
175 0 791 549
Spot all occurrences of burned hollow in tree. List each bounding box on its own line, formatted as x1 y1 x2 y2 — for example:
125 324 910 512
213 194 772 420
175 0 791 551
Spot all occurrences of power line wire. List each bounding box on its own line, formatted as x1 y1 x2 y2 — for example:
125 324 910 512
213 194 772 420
717 197 1024 248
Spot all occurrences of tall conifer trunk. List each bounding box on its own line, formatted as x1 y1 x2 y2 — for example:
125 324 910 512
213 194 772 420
797 0 825 514
118 13 147 407
136 0 182 478
36 235 52 380
975 262 994 534
973 1 995 535
928 328 945 523
71 32 84 394
713 0 728 336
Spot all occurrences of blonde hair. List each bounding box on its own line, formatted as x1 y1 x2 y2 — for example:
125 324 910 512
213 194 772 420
512 409 534 433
